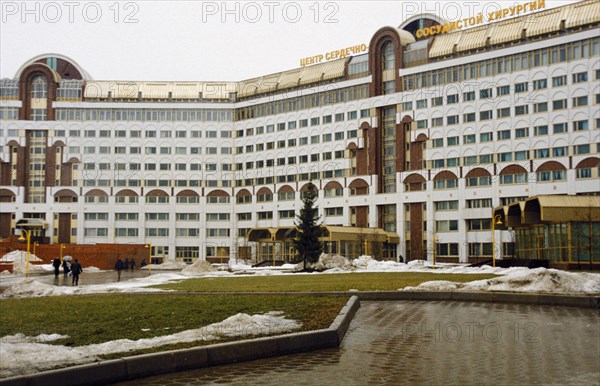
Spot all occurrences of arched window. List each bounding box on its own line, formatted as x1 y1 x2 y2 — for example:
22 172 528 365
30 76 47 99
382 42 395 70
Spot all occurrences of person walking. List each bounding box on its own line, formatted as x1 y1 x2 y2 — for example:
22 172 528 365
130 258 136 272
62 259 70 279
115 257 124 281
71 259 83 286
52 258 61 278
123 258 130 275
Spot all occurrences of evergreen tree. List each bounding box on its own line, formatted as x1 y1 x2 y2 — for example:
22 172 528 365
294 182 322 270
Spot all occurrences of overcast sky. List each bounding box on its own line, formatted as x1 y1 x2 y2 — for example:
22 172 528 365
0 1 574 81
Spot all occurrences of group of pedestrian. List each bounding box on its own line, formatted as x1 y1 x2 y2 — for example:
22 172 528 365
51 257 82 285
114 257 137 281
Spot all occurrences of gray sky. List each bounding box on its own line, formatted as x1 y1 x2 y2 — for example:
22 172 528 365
0 1 574 81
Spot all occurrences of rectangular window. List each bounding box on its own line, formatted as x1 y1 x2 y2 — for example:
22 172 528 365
553 123 567 134
534 125 548 136
553 99 567 110
573 96 588 107
533 79 547 90
514 150 528 161
463 134 476 144
431 117 443 127
463 91 475 101
432 138 444 148
574 144 590 155
533 102 547 113
447 115 458 125
498 130 511 140
498 152 512 162
515 127 529 138
552 75 566 87
257 211 273 220
534 148 550 159
497 107 510 118
515 82 528 93
497 85 510 96
434 200 458 211
480 88 492 99
325 207 343 216
572 72 588 83
479 110 492 121
463 112 476 123
436 220 458 232
574 120 589 131
447 94 458 104
480 132 492 142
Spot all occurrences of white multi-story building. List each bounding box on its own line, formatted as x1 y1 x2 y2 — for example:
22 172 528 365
1 0 598 264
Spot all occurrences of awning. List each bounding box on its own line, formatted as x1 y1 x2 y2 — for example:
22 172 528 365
248 225 400 244
16 218 48 229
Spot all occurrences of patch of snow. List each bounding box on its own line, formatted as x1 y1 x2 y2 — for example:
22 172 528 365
0 312 300 378
403 268 600 294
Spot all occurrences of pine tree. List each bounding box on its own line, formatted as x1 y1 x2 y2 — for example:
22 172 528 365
294 182 323 270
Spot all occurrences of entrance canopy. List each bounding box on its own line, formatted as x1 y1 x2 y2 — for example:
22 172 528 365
248 226 399 244
494 195 600 229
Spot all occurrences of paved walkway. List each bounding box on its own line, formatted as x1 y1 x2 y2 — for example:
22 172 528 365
114 301 600 386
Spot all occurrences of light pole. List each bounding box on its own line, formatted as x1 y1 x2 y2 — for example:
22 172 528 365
33 241 39 258
59 244 66 261
17 230 31 277
491 214 503 268
144 243 152 275
432 234 439 268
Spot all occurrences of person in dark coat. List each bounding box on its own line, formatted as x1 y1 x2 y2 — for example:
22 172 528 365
123 258 130 275
130 258 136 272
52 258 61 278
71 259 83 285
62 259 70 279
115 257 124 281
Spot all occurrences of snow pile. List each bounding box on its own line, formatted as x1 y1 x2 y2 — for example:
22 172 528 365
294 254 352 271
1 250 49 274
1 250 44 262
181 260 217 275
404 268 600 294
0 312 300 378
144 261 188 271
229 259 252 271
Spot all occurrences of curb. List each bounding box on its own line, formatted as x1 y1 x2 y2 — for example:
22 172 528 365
0 296 361 386
172 291 599 309
351 291 600 308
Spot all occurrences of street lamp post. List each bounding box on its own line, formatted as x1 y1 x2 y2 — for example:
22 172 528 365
431 234 439 268
491 214 503 268
17 230 31 277
33 241 39 258
144 243 152 275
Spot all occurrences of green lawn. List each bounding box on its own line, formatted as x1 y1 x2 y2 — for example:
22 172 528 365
0 294 347 349
156 272 497 292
